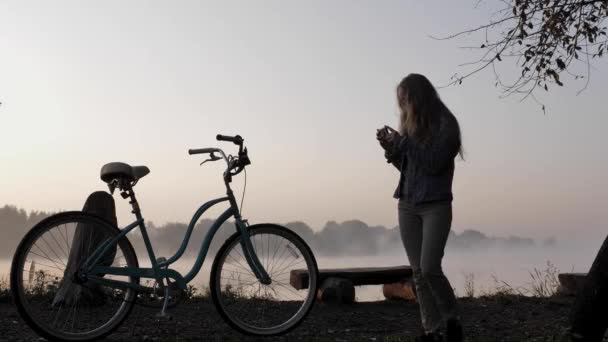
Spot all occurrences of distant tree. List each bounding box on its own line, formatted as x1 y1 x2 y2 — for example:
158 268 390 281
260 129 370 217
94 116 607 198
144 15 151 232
441 0 607 103
0 205 52 259
1 204 545 260
285 221 316 246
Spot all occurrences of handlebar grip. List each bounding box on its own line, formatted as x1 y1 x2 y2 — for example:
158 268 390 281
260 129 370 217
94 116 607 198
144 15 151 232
216 134 243 144
188 148 216 155
216 134 236 142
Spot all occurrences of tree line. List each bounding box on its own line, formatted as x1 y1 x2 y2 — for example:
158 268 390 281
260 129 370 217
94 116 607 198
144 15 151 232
0 204 550 261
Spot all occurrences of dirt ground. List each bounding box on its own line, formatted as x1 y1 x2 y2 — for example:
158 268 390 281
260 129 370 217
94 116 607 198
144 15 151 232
0 295 579 341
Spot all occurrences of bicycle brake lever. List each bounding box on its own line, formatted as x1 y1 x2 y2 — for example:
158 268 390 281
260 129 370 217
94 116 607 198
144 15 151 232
200 152 222 166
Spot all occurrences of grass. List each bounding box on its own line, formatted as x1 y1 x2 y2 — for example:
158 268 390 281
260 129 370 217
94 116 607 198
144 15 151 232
0 260 566 304
0 276 10 303
463 272 476 298
526 261 561 297
461 260 563 299
0 272 229 305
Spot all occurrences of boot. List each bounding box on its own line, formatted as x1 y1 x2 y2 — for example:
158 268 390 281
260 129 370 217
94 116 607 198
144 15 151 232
446 318 463 342
415 332 444 342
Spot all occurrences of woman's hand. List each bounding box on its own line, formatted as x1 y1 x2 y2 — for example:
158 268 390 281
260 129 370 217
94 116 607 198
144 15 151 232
377 126 400 150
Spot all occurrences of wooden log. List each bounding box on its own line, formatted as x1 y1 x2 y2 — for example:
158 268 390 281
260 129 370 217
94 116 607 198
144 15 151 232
557 273 587 296
52 191 118 307
383 278 417 302
290 265 413 290
317 277 355 304
568 233 608 341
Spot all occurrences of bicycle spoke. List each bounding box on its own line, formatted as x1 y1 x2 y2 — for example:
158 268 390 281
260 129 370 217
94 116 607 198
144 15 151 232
272 258 306 279
40 235 67 267
266 246 292 277
71 302 78 333
224 258 254 276
14 216 139 340
48 229 69 260
215 227 316 334
61 224 71 256
272 281 305 300
267 234 283 274
29 247 65 271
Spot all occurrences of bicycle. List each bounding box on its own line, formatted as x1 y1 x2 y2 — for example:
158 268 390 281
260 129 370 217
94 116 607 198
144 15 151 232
10 134 319 341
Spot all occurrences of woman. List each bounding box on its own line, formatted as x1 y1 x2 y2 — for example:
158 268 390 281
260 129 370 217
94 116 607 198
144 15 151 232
377 73 464 342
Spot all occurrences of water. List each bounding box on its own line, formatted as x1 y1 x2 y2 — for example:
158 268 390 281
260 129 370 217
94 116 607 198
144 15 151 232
1 240 598 301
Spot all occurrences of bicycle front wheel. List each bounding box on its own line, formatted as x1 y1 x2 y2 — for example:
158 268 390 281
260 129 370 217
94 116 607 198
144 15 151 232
210 223 318 336
10 212 139 341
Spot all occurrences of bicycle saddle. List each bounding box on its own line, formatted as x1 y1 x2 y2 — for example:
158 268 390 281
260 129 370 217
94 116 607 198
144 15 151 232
100 162 150 184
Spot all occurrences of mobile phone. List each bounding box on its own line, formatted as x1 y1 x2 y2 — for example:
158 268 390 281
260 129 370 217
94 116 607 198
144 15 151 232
377 126 389 137
384 125 396 134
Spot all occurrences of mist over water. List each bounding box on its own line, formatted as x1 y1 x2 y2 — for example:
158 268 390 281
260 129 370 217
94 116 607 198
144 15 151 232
1 204 601 301
1 239 598 301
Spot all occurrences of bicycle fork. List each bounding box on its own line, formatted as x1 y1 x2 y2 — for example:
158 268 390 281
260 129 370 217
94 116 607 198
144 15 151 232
235 219 272 284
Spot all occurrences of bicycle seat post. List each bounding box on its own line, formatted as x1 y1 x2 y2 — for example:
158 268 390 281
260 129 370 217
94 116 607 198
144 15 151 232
120 186 143 220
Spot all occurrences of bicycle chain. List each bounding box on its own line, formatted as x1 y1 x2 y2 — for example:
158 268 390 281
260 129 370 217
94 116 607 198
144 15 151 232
73 280 185 309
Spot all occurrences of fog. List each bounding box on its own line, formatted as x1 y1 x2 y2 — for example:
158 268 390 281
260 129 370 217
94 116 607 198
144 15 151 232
0 204 601 301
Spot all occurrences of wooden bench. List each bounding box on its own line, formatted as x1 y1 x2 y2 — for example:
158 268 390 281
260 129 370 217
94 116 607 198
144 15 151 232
290 265 415 303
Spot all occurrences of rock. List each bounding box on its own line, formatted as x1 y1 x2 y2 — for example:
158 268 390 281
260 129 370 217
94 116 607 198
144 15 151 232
557 273 587 296
382 278 416 302
53 191 118 307
317 277 355 304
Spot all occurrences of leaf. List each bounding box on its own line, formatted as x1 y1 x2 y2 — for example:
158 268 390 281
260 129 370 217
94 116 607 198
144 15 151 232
544 84 548 91
481 44 486 48
496 54 502 61
556 58 566 70
547 70 563 86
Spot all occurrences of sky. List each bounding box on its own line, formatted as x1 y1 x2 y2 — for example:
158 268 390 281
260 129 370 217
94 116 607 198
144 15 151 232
1 0 607 242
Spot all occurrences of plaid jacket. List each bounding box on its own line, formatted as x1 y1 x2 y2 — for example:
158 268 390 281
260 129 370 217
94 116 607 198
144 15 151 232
385 111 460 203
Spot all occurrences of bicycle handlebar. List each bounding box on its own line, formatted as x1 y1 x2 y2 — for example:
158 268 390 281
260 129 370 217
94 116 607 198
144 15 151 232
216 134 243 145
189 134 249 182
188 148 217 155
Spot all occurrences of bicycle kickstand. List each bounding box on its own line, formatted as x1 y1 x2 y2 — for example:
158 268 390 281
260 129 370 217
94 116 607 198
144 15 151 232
156 286 172 320
155 257 173 320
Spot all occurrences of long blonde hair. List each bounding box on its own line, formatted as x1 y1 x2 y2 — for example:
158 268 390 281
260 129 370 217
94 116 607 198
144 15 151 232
397 73 463 158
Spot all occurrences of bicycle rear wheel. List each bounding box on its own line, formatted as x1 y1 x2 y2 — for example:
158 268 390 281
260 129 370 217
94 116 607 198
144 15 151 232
10 212 139 341
210 223 318 336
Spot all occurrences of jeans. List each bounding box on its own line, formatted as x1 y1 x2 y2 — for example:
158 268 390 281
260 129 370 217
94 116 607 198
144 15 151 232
398 199 459 333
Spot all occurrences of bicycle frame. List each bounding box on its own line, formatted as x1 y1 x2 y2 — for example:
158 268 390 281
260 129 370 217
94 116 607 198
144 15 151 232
83 168 269 292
